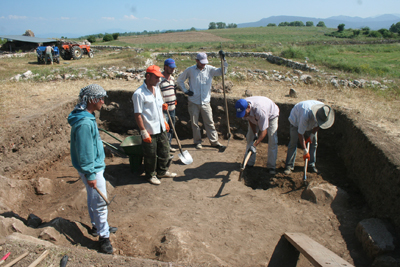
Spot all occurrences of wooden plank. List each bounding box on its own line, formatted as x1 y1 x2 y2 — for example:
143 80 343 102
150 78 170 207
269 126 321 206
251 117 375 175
284 233 354 267
267 235 300 267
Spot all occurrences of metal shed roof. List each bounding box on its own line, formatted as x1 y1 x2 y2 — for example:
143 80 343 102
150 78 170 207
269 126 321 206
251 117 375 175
0 35 56 43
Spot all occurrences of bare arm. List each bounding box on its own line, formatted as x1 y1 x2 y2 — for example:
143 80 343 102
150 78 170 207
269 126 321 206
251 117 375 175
134 113 146 131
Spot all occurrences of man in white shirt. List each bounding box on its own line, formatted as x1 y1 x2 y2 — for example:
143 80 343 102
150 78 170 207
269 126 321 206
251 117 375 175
177 51 228 150
284 100 335 175
235 97 280 174
132 65 177 185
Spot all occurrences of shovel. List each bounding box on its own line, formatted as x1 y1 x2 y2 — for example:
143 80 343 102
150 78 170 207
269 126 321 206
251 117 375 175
303 142 311 184
166 110 193 165
238 141 256 181
220 50 231 152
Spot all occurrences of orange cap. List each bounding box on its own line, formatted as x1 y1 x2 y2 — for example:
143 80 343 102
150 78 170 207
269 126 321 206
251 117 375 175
146 65 164 77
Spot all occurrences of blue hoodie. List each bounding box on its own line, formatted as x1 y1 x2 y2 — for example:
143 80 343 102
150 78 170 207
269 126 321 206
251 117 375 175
68 110 105 180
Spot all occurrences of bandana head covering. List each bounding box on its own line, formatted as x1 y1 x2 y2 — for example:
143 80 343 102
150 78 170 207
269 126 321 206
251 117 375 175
74 84 107 111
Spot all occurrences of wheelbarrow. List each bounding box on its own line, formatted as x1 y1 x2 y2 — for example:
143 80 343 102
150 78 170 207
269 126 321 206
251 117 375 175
99 129 143 173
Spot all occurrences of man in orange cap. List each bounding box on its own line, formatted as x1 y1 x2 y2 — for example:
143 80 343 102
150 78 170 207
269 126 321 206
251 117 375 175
132 65 177 185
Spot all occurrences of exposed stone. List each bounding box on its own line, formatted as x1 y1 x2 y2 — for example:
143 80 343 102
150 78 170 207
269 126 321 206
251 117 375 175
300 74 313 84
233 133 246 140
32 177 53 195
245 90 253 97
355 218 395 259
39 227 62 242
289 88 297 98
155 226 193 263
301 182 349 206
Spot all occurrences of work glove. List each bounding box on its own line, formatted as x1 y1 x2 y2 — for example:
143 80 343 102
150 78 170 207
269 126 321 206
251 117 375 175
303 148 310 161
305 133 315 144
253 133 258 142
162 103 168 111
185 90 194 96
164 121 170 132
219 50 225 60
249 145 257 154
140 130 152 143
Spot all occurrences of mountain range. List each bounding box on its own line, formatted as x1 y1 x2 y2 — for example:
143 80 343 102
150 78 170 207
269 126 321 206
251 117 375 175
237 14 400 30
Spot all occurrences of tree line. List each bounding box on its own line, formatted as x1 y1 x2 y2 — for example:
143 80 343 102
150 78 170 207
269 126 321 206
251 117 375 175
208 22 237 29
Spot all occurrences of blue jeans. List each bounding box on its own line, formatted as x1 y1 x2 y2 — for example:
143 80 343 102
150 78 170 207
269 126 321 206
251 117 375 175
79 170 110 238
164 109 175 145
285 124 318 169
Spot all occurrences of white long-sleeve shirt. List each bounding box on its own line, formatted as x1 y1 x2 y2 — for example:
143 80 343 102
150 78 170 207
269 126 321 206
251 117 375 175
177 61 228 105
288 100 323 134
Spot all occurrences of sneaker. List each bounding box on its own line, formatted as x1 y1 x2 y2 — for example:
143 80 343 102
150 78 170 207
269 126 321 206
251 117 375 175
148 176 161 185
211 142 224 149
170 147 177 152
269 169 276 175
309 166 319 174
157 171 177 178
99 237 113 254
91 226 118 237
284 167 293 175
195 144 202 149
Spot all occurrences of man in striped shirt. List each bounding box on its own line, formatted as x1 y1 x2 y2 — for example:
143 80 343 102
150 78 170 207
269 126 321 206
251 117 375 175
160 58 177 152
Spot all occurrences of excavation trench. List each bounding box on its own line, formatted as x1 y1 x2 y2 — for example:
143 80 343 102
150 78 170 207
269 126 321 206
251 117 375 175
1 90 399 266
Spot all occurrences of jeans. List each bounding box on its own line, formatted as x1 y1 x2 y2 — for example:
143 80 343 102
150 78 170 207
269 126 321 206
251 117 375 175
245 117 279 169
141 131 171 178
79 170 110 238
188 101 219 145
285 124 318 169
163 109 175 145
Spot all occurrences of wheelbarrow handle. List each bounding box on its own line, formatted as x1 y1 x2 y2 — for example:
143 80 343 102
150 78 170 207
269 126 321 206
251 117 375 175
99 128 123 143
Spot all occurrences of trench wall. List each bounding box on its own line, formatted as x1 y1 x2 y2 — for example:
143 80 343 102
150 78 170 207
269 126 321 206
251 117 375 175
1 90 399 230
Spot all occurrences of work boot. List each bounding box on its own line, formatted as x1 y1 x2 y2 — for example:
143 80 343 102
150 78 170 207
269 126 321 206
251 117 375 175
211 142 224 149
148 176 161 185
99 237 113 254
284 167 293 175
157 171 177 178
309 166 320 174
195 144 202 149
90 226 118 237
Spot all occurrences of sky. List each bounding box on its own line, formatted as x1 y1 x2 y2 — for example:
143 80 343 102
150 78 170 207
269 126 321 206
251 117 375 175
1 0 400 38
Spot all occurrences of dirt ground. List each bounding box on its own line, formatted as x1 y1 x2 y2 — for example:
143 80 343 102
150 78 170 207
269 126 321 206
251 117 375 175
2 45 399 265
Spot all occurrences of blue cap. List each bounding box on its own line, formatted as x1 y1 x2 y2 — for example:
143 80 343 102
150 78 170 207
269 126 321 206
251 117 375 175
164 58 176 68
235 99 248 118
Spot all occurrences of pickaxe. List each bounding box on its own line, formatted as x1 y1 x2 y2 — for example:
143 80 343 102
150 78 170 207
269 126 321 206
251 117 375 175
95 187 116 207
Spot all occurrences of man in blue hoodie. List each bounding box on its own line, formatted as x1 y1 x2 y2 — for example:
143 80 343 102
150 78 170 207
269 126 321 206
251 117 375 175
68 84 116 254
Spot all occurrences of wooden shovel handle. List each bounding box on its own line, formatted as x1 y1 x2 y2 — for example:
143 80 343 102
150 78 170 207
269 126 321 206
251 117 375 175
165 110 183 153
3 252 29 267
95 187 109 204
28 250 49 267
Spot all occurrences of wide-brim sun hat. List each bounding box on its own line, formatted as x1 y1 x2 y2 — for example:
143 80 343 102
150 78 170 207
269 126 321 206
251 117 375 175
311 104 335 129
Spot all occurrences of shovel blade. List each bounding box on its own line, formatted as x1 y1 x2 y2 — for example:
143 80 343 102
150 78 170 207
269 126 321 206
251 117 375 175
178 150 193 165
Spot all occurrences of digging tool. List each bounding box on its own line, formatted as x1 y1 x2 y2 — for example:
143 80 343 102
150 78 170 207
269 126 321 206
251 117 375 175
0 252 10 265
28 250 49 267
220 49 231 152
166 110 193 165
95 187 115 207
3 252 28 267
238 141 256 181
60 255 68 267
303 142 311 184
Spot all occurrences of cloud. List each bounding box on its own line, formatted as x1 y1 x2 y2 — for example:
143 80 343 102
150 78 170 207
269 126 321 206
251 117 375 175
61 17 70 20
123 15 138 20
8 15 27 20
102 17 115 20
0 16 5 19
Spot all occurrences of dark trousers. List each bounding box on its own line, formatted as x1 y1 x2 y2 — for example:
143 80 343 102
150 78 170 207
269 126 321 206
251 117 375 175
142 131 171 178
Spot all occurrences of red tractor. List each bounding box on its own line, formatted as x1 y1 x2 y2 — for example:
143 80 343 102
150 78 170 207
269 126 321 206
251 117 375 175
59 42 93 60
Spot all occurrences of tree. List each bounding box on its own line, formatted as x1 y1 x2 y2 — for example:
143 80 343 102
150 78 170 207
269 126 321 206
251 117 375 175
216 22 226 29
103 34 113 42
112 33 119 40
87 35 96 43
338 24 345 32
306 21 314 27
316 21 326 27
378 28 393 38
190 27 196 31
227 23 237 28
279 21 289 26
389 22 400 33
208 22 216 29
267 23 276 27
353 29 361 36
361 27 370 35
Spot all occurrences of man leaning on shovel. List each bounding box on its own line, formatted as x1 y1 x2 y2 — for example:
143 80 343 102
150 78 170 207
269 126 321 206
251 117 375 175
235 97 280 175
284 100 335 175
68 84 117 254
132 65 177 185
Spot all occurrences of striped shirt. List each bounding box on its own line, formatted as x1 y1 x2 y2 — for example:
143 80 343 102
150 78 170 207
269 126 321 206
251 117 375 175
160 75 177 111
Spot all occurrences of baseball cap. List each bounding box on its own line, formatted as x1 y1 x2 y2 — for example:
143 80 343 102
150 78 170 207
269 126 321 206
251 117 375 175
164 58 176 68
146 65 164 78
311 104 335 129
196 52 208 64
235 99 248 118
